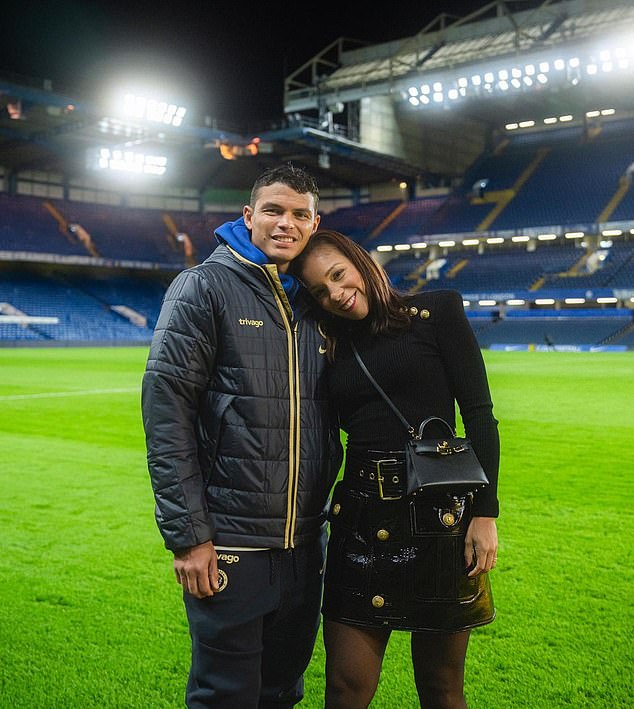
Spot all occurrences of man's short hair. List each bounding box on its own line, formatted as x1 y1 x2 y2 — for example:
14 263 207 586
250 163 319 212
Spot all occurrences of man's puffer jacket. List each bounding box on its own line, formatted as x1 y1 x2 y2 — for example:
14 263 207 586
142 244 342 552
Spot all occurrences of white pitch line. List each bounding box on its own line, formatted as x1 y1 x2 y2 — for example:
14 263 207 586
0 387 139 401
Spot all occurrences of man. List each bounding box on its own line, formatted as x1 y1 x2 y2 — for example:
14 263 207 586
142 164 341 708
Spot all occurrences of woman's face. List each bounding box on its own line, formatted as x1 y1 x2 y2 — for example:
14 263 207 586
300 245 369 320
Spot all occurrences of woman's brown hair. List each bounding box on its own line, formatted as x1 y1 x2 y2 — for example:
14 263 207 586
291 229 411 360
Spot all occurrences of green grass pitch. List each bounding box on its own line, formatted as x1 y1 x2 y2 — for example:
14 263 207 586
0 347 632 708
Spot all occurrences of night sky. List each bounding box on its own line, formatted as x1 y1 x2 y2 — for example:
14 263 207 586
1 1 544 129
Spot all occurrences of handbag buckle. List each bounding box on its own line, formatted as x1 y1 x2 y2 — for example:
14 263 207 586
436 441 468 455
376 459 401 500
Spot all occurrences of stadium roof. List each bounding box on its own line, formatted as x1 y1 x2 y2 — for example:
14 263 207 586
1 0 633 194
285 0 634 128
0 73 423 191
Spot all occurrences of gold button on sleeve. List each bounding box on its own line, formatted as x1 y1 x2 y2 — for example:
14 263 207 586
420 308 430 319
371 595 385 608
332 503 341 516
376 529 390 541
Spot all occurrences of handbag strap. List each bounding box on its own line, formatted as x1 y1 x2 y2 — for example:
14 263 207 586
350 341 416 437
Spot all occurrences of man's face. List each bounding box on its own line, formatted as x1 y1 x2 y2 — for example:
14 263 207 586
243 183 320 273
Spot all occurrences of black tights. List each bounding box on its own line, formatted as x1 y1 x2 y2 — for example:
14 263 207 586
323 620 470 709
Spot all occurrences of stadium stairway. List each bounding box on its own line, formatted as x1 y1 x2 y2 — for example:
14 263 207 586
597 175 631 223
601 319 634 346
475 147 550 232
367 202 408 242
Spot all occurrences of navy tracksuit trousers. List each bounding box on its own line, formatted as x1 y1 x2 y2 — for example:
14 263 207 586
183 534 326 708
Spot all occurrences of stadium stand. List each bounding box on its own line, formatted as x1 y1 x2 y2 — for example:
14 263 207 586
1 0 633 349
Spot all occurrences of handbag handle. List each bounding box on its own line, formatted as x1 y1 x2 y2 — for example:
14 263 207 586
417 416 456 439
350 342 457 441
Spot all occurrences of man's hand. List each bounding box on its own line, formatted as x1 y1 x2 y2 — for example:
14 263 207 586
173 541 219 598
464 517 498 577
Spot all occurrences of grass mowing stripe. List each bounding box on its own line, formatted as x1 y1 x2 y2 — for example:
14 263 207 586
0 347 632 707
0 387 139 401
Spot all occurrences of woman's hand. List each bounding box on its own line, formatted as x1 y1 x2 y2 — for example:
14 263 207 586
464 516 498 577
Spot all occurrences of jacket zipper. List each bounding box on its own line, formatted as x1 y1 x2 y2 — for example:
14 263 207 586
261 268 300 549
225 247 302 549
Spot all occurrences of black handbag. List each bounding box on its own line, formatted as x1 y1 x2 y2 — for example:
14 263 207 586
351 343 489 497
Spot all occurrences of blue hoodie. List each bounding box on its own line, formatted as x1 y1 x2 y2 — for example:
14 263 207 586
215 217 300 302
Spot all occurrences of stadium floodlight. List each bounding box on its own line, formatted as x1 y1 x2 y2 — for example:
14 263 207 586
412 242 427 249
537 233 558 240
565 298 586 304
559 115 573 122
438 240 455 247
486 237 505 244
120 92 187 127
462 239 479 246
505 123 519 130
462 300 471 307
511 235 530 242
92 147 167 176
506 299 526 306
602 229 622 236
535 298 555 305
597 297 618 304
478 300 496 306
544 117 558 124
376 245 393 252
401 30 634 115
394 244 411 251
565 231 584 239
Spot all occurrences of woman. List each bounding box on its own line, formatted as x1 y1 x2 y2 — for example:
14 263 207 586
291 230 500 709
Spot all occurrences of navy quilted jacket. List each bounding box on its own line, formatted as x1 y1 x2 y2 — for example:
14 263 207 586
142 242 341 552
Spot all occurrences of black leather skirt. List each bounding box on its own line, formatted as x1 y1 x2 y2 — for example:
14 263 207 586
322 451 495 633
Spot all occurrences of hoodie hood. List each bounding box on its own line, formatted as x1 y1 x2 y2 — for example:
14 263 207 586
215 217 300 301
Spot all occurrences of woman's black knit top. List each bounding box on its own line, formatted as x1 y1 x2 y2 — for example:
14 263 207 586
328 289 500 517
